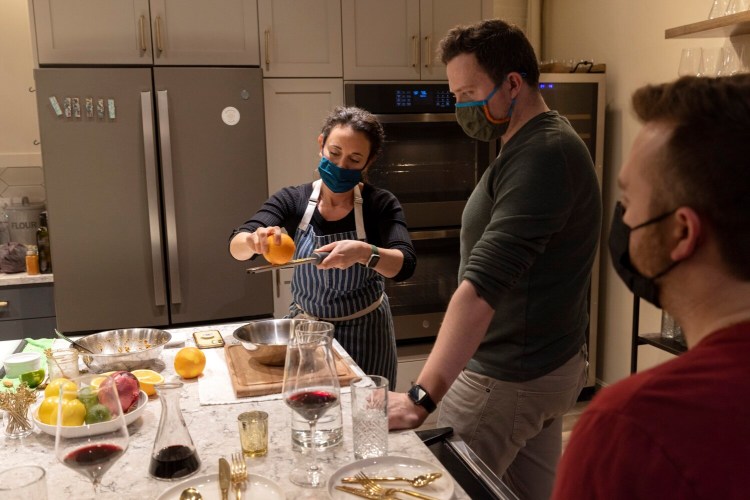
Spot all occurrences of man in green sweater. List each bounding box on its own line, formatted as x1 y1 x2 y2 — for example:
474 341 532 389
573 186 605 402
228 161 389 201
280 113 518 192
388 19 602 500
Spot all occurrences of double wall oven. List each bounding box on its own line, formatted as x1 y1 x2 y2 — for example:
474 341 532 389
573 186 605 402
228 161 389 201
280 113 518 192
345 82 497 342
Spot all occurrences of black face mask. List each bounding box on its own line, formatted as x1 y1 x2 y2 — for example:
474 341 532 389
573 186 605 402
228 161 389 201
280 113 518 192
608 202 679 308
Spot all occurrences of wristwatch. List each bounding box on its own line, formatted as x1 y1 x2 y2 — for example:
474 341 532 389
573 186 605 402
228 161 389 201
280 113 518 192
408 384 437 414
366 244 380 268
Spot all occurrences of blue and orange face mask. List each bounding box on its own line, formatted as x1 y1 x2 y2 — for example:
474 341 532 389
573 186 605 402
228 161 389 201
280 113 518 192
455 84 515 142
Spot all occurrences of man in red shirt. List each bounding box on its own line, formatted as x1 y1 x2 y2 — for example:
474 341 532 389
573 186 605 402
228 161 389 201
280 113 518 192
552 75 750 499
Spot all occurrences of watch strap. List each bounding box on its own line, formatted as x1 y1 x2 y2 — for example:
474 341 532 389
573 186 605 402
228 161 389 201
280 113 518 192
408 384 437 414
366 244 380 268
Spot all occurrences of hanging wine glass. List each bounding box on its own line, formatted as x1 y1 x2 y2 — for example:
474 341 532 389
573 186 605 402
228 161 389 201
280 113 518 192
282 329 340 488
54 373 130 495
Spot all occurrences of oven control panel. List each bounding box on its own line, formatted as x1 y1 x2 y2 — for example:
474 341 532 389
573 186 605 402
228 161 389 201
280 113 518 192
345 83 456 114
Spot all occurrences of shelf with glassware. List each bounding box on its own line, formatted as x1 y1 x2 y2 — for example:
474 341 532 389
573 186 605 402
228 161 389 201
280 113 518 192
629 294 688 375
666 10 750 38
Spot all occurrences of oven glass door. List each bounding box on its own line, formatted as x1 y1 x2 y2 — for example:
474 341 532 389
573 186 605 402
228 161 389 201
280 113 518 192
367 120 491 228
388 229 460 341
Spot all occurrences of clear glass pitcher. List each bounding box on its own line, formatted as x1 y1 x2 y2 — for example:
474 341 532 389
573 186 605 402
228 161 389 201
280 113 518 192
149 382 201 481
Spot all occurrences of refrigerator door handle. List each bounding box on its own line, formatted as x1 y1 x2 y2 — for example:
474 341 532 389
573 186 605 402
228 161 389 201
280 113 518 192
156 90 183 305
140 91 167 307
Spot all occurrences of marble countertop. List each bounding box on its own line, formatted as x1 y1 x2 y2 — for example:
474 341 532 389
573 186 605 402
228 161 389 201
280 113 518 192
0 272 53 286
0 323 469 499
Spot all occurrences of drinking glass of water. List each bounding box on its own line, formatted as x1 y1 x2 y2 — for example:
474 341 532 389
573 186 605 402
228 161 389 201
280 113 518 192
351 375 389 460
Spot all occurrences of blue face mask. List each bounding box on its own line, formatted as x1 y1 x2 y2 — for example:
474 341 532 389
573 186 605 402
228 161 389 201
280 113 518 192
317 156 363 193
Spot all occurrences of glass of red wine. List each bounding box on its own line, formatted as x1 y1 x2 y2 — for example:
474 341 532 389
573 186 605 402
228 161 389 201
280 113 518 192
282 328 341 487
54 373 130 495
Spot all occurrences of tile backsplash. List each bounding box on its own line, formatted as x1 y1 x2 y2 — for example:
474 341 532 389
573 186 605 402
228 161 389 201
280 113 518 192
0 164 47 211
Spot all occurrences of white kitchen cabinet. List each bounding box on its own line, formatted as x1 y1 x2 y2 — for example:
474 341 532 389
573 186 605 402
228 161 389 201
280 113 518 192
341 0 492 80
258 0 342 77
149 0 259 66
31 0 259 66
263 78 344 194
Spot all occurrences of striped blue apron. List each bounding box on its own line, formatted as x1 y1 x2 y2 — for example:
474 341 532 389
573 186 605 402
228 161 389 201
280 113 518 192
288 180 397 388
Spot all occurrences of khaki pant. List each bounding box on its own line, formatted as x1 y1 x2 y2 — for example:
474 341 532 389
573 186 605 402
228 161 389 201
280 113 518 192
437 345 588 500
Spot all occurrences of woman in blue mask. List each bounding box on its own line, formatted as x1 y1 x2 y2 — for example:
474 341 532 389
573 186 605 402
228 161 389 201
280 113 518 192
229 106 416 387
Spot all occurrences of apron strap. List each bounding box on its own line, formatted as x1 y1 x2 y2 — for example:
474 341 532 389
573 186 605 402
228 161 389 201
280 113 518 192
296 293 384 322
299 180 367 241
298 179 322 232
353 184 366 241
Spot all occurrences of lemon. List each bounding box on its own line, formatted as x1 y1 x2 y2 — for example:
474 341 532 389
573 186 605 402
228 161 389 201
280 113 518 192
44 378 78 400
174 347 206 379
130 369 164 396
38 396 86 426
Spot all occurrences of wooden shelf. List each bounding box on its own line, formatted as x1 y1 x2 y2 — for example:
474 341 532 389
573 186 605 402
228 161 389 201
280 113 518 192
666 11 750 38
638 333 688 356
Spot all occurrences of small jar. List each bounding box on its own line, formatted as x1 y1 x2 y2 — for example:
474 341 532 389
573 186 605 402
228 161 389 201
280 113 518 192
45 349 79 380
25 245 40 276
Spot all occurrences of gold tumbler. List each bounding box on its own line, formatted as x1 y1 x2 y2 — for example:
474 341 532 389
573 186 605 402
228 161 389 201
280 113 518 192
238 411 269 457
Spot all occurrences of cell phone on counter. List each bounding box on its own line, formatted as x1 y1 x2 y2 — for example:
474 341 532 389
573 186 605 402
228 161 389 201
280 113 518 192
193 330 225 349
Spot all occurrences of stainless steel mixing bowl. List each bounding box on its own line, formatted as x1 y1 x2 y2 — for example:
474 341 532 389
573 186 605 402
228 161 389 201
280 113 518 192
75 328 172 373
233 319 307 366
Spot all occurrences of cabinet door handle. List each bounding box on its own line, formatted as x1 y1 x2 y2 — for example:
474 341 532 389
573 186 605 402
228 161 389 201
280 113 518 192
424 35 431 68
274 269 280 298
0 301 8 309
411 35 419 68
264 29 271 69
140 91 167 307
139 15 147 53
155 16 164 56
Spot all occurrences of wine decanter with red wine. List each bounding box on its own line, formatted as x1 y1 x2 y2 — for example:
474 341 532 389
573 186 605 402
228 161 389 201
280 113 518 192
54 373 130 495
149 382 201 481
282 325 341 488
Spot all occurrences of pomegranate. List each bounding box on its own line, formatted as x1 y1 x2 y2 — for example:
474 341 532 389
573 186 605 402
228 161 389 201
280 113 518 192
99 371 140 414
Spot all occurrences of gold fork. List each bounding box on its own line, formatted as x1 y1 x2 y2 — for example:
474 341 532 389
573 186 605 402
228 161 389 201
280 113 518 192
355 472 441 500
231 452 248 500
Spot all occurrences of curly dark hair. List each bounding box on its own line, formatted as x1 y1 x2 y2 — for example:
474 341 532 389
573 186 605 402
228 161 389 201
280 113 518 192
320 106 385 164
438 18 540 87
632 74 750 280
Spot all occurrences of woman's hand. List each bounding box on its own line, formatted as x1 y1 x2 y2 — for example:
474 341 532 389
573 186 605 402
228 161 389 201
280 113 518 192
229 226 284 261
314 240 370 270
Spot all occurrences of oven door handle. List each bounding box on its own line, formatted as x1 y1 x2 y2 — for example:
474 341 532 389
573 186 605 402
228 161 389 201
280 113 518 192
409 229 461 240
374 113 457 123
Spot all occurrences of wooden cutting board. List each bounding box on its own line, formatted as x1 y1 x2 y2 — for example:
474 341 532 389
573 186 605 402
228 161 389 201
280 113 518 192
224 344 358 398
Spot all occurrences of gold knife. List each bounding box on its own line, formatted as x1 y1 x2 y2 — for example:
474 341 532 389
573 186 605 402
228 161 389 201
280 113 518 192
219 457 231 500
334 485 380 499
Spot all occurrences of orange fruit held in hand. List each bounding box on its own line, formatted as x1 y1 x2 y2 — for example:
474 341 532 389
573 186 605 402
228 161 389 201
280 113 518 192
263 233 295 265
174 347 206 379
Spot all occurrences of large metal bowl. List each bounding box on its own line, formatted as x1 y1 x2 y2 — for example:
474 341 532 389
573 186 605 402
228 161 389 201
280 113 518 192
233 319 306 366
75 328 172 373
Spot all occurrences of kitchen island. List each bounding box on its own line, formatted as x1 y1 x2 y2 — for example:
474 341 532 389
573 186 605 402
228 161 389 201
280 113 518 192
0 322 471 499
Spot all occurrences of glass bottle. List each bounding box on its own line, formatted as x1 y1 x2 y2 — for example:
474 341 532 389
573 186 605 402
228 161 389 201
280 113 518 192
25 245 40 275
36 211 51 274
149 382 201 481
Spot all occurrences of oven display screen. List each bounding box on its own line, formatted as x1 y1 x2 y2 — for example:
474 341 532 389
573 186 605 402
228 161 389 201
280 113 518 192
395 89 454 110
346 84 456 114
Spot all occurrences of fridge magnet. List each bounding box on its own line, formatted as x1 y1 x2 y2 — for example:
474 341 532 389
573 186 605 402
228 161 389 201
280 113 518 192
96 98 105 119
48 96 63 117
63 97 72 118
85 97 94 118
107 98 116 120
72 97 81 118
221 106 240 126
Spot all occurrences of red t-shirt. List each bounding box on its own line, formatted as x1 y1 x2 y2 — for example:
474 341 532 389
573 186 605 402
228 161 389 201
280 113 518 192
552 322 750 500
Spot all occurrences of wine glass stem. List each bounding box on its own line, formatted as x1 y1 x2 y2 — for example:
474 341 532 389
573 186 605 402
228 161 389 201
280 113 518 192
308 419 319 472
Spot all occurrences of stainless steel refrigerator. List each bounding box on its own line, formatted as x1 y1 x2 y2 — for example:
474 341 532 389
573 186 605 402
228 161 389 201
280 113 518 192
34 67 272 333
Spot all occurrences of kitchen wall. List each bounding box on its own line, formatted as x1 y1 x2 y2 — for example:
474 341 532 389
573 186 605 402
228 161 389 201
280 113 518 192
0 1 44 210
542 0 740 386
